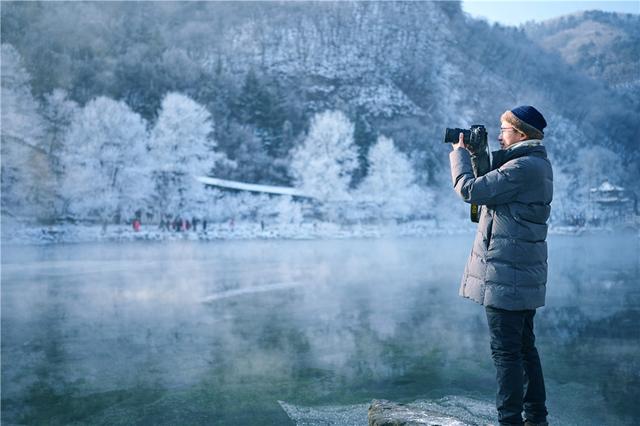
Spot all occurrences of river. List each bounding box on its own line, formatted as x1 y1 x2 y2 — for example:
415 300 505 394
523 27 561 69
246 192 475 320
2 235 638 425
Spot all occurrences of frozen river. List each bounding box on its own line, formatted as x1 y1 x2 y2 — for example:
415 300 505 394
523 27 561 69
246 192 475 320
2 235 639 425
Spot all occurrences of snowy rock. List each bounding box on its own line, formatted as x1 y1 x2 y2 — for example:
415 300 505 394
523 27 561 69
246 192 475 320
278 396 495 426
278 400 369 426
368 400 472 426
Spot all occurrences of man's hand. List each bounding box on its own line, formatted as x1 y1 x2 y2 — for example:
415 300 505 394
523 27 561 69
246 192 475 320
452 132 467 151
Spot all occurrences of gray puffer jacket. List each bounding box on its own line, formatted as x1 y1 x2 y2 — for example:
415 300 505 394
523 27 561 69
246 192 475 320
449 141 553 310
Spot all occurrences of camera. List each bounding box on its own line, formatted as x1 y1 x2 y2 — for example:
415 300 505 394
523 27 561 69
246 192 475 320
444 124 490 223
443 124 487 153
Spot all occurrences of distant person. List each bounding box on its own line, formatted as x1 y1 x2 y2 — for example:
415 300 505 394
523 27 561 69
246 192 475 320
449 106 552 426
229 218 235 231
132 218 141 232
192 216 199 232
202 219 207 232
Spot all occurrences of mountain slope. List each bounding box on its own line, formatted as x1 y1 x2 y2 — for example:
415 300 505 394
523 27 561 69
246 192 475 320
524 10 640 89
2 2 639 195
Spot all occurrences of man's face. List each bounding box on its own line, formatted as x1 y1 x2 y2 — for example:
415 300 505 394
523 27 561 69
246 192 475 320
498 121 527 149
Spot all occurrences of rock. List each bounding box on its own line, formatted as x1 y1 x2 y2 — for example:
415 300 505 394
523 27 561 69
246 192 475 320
368 399 474 426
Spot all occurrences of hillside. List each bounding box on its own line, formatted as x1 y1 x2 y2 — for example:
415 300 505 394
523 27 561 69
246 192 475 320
2 1 639 225
524 10 640 89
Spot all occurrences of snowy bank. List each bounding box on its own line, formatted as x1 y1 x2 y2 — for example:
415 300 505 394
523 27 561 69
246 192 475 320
1 220 477 245
1 220 636 246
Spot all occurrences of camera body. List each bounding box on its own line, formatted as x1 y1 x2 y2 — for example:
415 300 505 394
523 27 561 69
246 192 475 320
443 124 487 153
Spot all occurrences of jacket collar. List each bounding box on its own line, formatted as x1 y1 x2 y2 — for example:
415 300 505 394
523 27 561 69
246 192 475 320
491 140 547 169
507 139 543 151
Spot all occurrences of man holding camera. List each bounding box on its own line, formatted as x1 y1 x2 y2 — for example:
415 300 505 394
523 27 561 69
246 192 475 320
449 106 552 426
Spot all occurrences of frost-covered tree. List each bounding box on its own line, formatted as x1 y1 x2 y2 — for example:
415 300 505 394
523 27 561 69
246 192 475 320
356 135 432 220
550 166 575 223
149 92 225 216
0 43 52 221
576 145 622 192
218 192 267 222
39 89 80 218
216 122 271 184
543 112 636 224
575 145 627 220
290 110 358 202
275 196 303 226
41 89 79 160
61 96 150 223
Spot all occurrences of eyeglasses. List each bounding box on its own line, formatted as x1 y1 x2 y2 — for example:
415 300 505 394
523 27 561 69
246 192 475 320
499 127 519 135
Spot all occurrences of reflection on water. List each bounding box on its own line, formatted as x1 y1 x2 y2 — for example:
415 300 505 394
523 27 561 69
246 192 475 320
2 235 639 425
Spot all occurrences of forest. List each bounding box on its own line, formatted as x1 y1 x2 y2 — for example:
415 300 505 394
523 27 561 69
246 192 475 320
2 1 638 226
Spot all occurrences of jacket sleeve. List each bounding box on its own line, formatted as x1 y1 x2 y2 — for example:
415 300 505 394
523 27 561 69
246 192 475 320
449 148 523 205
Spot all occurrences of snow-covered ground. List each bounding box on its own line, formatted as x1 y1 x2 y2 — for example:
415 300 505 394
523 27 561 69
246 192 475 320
1 220 633 245
0 220 462 245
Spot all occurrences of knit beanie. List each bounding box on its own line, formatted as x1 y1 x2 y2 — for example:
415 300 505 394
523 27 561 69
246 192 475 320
500 105 547 140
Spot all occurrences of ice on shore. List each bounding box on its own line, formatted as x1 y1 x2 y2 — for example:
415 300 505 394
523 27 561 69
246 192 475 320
278 395 496 426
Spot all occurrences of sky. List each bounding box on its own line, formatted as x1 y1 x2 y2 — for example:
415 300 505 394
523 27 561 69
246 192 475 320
462 1 640 26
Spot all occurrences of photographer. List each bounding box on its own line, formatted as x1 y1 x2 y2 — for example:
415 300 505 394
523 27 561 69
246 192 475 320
449 106 552 426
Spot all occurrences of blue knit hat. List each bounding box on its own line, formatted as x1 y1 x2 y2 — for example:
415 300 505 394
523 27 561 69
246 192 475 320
501 105 547 140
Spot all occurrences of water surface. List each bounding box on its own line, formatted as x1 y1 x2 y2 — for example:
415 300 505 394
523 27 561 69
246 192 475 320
2 235 639 425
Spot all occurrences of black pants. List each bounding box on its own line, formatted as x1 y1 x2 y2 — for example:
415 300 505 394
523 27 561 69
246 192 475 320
485 306 548 426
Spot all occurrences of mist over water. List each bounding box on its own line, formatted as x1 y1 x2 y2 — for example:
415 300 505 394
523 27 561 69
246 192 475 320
2 235 639 425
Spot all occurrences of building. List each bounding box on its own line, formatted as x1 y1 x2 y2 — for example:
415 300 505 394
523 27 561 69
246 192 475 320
589 179 638 226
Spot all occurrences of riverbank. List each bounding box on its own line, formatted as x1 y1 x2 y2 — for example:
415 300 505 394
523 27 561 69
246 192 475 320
2 220 635 245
